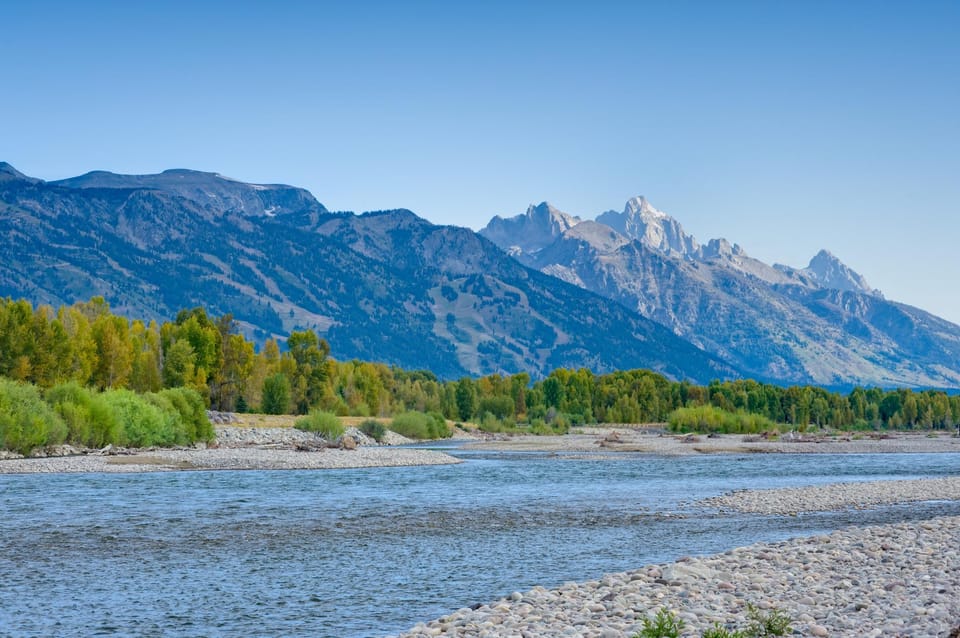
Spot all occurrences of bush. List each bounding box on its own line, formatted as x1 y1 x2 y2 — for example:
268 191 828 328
391 411 451 439
100 389 170 448
702 626 746 638
45 382 121 448
636 609 684 638
295 410 344 440
159 387 213 443
745 605 792 636
359 419 386 442
0 378 67 454
668 405 777 434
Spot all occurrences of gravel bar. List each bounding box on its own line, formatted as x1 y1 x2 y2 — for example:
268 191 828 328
0 446 461 473
394 516 960 638
700 476 960 514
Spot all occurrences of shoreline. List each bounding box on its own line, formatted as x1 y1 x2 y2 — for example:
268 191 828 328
394 514 960 638
463 428 960 455
700 476 960 514
2 427 959 474
0 425 463 474
393 475 960 637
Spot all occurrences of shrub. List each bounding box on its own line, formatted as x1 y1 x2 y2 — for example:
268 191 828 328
745 605 792 637
703 626 746 638
0 378 68 454
349 402 371 417
529 418 551 435
295 410 344 440
478 395 514 419
100 389 170 448
635 609 684 638
359 419 386 442
668 405 776 434
45 382 121 448
159 387 213 443
144 392 185 446
391 411 451 439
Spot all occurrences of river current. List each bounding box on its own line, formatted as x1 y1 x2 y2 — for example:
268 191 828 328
2 450 960 637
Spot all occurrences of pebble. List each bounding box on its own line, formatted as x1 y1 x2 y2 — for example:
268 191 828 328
395 515 960 638
699 477 960 514
0 425 461 473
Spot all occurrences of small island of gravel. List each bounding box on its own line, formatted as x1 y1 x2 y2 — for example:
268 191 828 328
0 416 464 474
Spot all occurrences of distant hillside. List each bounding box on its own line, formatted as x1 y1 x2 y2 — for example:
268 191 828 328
0 162 734 382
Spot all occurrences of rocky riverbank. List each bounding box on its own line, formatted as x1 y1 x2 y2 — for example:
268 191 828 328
700 476 960 515
394 515 960 638
464 428 960 456
0 424 461 474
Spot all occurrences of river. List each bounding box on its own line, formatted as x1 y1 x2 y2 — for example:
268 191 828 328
2 450 959 637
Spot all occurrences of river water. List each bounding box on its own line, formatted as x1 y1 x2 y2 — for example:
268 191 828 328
2 450 960 637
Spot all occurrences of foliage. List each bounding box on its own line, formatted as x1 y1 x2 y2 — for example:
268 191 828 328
745 605 792 637
702 626 747 638
158 387 214 442
668 405 776 434
45 382 121 448
633 606 790 638
0 378 67 454
100 389 172 448
3 296 960 434
261 373 291 414
390 411 451 439
359 418 386 442
294 410 344 440
636 609 684 638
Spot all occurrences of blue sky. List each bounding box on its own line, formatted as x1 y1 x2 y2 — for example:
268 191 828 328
4 1 959 323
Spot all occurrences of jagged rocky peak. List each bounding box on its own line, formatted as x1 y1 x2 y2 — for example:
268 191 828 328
479 201 581 254
802 249 882 296
702 237 745 259
595 196 700 259
50 168 327 218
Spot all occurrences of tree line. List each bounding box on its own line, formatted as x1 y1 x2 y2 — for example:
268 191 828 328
2 296 959 431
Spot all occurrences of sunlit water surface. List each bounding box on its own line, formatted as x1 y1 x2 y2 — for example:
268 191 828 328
2 450 960 637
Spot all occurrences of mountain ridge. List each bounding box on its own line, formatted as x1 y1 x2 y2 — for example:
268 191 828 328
0 163 734 383
480 197 960 388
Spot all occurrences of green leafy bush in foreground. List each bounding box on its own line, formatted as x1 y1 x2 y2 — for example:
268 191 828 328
390 411 451 439
295 410 344 440
668 405 777 434
637 609 684 638
45 382 121 448
634 605 792 638
101 389 174 447
0 378 67 454
158 387 214 443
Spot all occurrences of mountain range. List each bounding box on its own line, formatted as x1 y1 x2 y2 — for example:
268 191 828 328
0 162 731 382
2 161 958 387
480 197 960 387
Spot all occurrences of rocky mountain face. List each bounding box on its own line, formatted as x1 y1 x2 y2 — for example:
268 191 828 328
0 163 734 382
481 198 960 388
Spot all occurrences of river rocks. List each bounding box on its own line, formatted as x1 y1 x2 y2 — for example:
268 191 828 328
700 477 960 514
395 515 960 638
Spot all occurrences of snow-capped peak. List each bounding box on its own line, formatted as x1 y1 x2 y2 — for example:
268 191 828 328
624 196 666 219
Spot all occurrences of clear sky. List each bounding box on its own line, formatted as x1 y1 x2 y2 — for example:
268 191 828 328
4 1 959 323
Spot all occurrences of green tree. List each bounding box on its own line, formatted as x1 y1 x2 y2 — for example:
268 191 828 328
455 378 478 421
262 372 291 414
